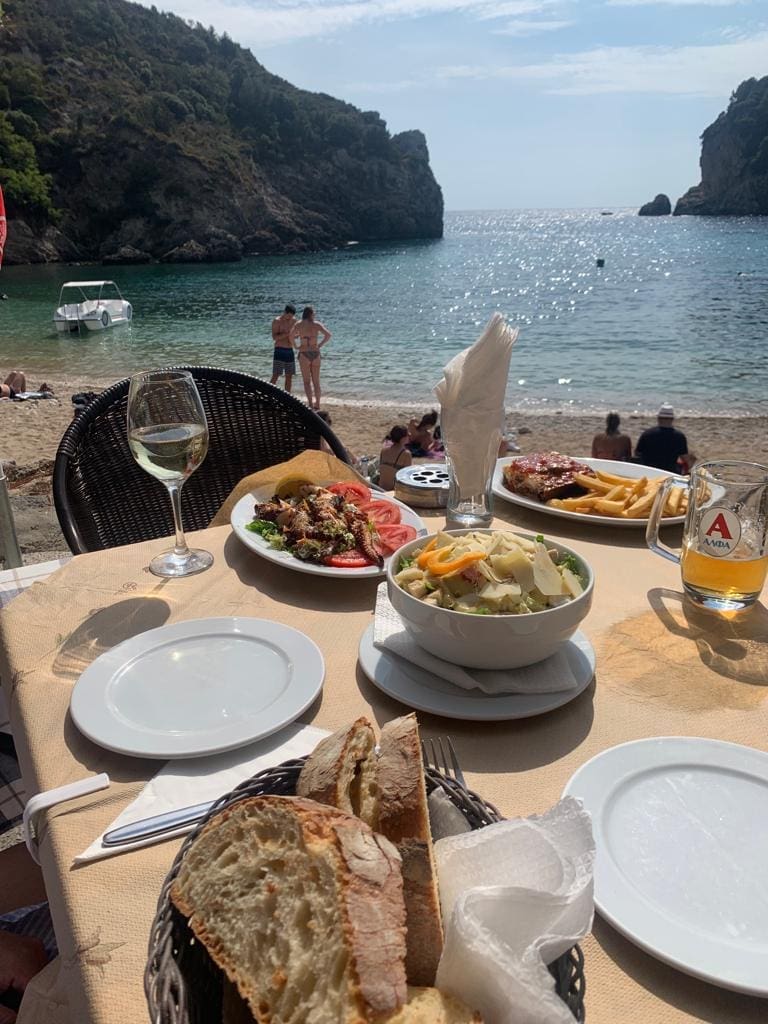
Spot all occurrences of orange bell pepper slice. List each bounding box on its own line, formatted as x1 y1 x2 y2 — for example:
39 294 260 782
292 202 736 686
416 536 439 568
426 550 486 576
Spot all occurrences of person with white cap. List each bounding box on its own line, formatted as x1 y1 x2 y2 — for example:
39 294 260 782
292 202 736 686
634 403 690 473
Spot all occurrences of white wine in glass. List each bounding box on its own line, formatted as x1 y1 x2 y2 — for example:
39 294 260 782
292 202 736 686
127 370 213 577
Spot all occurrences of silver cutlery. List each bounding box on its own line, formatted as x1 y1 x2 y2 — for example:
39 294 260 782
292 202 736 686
421 736 466 787
101 800 214 847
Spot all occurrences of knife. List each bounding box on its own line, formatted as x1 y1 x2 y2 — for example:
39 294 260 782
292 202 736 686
101 800 215 847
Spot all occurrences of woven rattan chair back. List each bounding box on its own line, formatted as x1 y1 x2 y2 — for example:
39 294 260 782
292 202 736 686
53 366 350 554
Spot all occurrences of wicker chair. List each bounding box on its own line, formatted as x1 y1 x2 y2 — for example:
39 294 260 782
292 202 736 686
53 366 350 554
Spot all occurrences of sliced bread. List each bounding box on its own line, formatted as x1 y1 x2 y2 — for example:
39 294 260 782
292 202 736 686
382 987 482 1023
377 715 444 987
222 982 483 1024
297 717 378 824
172 795 407 1024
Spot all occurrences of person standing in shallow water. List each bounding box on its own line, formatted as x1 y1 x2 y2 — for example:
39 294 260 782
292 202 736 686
270 304 297 392
591 412 632 461
290 306 331 410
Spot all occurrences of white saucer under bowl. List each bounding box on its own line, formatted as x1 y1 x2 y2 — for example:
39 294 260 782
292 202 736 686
357 623 594 720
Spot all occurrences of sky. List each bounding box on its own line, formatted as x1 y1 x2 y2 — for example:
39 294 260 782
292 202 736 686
146 0 768 209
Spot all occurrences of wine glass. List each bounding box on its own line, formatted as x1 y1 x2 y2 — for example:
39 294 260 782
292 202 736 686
127 370 213 577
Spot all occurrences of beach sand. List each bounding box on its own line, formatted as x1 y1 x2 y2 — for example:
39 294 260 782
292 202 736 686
2 376 767 563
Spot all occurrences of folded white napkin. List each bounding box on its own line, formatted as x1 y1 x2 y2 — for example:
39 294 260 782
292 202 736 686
435 797 594 1024
75 723 328 864
373 585 577 695
434 313 519 498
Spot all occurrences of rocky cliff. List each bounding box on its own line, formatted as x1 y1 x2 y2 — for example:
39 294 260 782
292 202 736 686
638 194 671 216
675 77 768 216
0 0 443 263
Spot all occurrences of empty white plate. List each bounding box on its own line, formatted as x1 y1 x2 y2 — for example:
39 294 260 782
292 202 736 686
358 623 595 720
564 737 768 995
70 617 324 758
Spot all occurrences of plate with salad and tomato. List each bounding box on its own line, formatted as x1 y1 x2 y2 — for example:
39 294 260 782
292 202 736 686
230 476 428 578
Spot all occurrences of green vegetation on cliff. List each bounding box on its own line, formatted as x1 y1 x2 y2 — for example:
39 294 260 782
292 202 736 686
0 0 443 262
675 77 768 216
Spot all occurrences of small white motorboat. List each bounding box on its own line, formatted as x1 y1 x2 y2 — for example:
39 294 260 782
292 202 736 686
53 280 132 333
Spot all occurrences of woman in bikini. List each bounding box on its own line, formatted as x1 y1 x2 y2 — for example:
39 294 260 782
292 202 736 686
377 426 412 490
591 411 632 461
407 410 438 456
290 306 331 410
0 371 26 400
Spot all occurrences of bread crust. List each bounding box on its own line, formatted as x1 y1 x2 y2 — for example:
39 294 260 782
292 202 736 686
171 796 407 1023
377 716 444 986
297 717 377 823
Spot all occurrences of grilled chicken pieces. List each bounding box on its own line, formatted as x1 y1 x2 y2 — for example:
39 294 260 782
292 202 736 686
254 485 383 567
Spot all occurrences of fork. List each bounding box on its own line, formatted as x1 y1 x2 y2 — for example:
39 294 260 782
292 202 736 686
421 736 466 788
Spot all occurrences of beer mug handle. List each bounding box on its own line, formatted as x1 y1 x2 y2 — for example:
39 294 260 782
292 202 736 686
646 475 688 564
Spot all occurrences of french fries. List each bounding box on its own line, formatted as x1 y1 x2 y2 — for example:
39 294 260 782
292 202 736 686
548 469 687 521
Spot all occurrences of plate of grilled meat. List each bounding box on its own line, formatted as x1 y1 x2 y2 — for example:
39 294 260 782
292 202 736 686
231 477 428 578
492 453 686 528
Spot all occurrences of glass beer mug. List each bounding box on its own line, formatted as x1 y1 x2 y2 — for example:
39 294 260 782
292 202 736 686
647 461 768 611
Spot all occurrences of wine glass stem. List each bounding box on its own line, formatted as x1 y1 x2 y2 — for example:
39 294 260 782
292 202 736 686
167 483 189 558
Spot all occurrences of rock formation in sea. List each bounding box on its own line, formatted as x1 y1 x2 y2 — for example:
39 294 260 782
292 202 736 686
638 194 671 216
675 76 768 216
0 0 444 264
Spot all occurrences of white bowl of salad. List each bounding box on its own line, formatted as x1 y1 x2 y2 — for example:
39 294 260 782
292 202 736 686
387 529 594 669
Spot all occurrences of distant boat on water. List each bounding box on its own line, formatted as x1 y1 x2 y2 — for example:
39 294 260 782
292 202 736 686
600 211 613 216
53 280 132 333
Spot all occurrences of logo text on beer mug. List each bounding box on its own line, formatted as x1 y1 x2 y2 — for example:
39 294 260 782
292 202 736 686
697 506 742 558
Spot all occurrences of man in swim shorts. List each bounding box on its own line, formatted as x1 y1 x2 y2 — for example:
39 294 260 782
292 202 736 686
270 304 297 392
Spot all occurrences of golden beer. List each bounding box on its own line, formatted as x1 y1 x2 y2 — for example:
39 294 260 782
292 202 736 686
648 460 768 611
681 546 768 605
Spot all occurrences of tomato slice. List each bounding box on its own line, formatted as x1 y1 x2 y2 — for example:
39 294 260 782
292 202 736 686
359 499 402 526
326 481 371 506
324 548 376 568
374 524 418 556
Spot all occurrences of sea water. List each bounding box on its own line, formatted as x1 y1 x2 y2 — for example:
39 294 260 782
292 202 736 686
1 209 767 415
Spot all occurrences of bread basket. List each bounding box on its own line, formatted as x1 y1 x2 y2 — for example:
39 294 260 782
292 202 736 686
145 759 586 1023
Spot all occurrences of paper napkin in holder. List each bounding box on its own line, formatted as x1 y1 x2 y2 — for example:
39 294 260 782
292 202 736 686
435 797 594 1024
434 313 519 504
374 584 578 695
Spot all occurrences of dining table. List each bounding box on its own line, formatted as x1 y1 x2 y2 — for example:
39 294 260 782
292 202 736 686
1 473 767 1024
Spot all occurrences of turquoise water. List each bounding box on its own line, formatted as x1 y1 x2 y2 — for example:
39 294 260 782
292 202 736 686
1 209 767 414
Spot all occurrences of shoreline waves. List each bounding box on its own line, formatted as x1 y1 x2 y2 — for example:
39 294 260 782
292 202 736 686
3 376 766 565
2 375 765 468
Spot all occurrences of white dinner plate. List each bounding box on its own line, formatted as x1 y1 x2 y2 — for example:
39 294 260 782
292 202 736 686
70 617 324 759
492 456 686 528
357 623 594 720
231 489 427 579
563 737 768 995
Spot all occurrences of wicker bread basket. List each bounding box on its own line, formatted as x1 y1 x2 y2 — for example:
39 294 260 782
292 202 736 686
145 758 586 1023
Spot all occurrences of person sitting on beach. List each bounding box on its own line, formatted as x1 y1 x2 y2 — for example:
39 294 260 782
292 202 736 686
378 426 413 490
591 412 632 461
0 371 26 400
290 306 331 411
270 304 297 393
1 373 54 402
634 404 690 473
407 410 438 456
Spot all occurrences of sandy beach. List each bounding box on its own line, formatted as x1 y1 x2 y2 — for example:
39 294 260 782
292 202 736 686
2 375 767 564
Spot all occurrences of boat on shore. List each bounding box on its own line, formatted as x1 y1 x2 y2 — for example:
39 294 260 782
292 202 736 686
53 280 132 333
